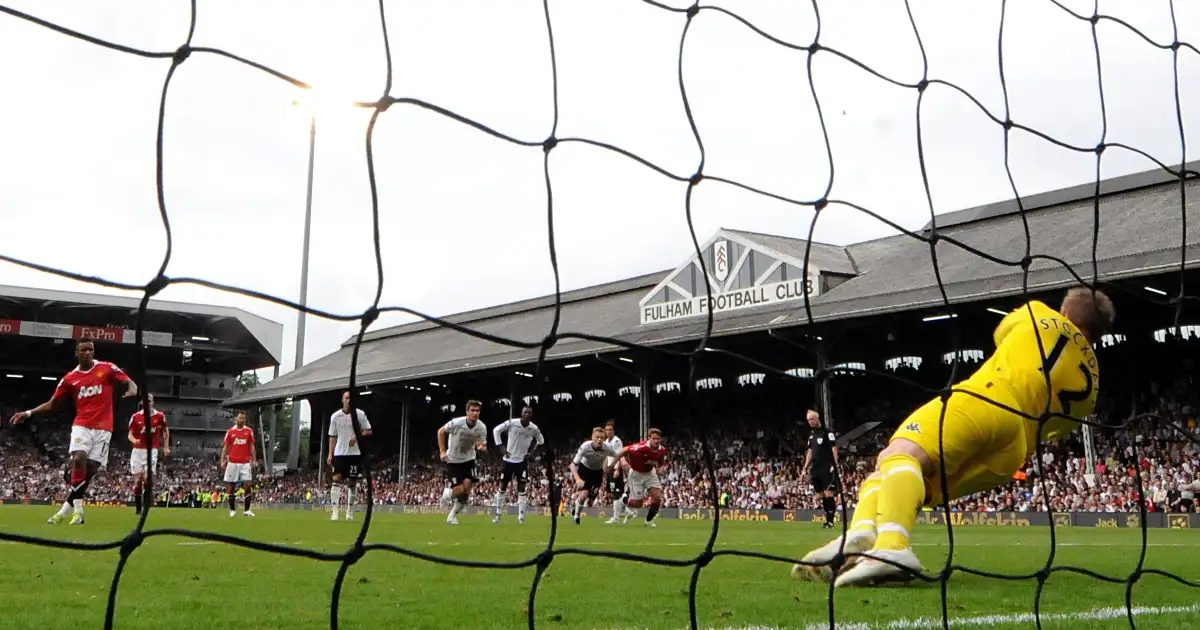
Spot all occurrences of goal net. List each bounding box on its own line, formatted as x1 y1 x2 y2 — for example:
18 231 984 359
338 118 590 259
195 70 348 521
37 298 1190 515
1 1 1198 629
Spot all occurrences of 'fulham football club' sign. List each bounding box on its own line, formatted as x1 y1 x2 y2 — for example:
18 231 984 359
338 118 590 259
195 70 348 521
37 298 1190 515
641 277 816 325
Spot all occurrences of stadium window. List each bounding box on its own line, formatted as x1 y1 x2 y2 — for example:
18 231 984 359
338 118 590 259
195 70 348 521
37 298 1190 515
1100 333 1126 348
942 349 984 364
695 377 723 390
441 404 456 413
523 395 539 405
1153 326 1200 343
618 385 641 397
885 356 923 371
493 397 511 407
654 382 680 394
584 388 606 400
552 392 572 402
737 372 766 386
785 367 814 379
830 362 866 376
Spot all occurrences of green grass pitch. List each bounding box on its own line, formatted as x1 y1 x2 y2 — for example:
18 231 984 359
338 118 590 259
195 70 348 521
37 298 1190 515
2 505 1199 629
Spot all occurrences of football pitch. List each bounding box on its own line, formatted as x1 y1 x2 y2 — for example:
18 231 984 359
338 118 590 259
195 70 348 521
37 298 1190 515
2 506 1199 630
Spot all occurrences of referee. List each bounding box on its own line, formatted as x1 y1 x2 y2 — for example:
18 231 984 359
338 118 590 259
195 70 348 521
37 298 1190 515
803 409 839 528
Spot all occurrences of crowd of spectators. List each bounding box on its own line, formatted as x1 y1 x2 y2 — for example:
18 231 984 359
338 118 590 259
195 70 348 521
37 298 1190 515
3 384 1198 515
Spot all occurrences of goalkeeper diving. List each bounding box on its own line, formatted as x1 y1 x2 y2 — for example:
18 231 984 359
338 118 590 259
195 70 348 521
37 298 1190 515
795 286 1115 588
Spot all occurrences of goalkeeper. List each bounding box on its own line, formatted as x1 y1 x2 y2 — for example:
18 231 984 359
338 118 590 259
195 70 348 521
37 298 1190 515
795 286 1115 588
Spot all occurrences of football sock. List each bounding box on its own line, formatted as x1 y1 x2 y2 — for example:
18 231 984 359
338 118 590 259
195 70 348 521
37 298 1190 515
822 495 836 524
244 492 253 511
330 484 342 511
646 503 659 522
228 494 236 511
848 473 882 535
133 482 143 513
493 491 504 515
874 454 925 551
449 499 465 518
612 497 623 519
346 487 355 512
517 493 527 518
56 500 72 517
441 486 453 504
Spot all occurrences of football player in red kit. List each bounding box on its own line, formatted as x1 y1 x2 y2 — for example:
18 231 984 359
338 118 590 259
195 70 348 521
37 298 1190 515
128 393 170 515
606 428 668 528
9 339 138 525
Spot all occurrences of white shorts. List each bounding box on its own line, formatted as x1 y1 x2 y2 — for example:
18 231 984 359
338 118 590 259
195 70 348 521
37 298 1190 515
129 449 159 475
223 462 253 483
627 469 662 501
69 426 111 465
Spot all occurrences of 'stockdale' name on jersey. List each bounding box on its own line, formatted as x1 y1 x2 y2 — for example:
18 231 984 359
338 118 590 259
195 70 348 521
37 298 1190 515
443 416 488 464
574 440 617 471
493 419 545 464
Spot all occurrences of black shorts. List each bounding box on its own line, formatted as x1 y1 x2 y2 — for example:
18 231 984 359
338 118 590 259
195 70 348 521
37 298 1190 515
500 460 529 484
607 474 625 496
576 466 604 497
446 460 478 487
333 455 362 481
811 468 838 493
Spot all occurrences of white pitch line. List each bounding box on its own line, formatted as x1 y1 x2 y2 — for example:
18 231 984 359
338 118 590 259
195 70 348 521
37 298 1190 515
798 603 1200 630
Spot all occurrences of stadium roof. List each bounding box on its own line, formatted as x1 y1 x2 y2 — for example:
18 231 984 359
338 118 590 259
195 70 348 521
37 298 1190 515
227 162 1200 406
0 284 285 369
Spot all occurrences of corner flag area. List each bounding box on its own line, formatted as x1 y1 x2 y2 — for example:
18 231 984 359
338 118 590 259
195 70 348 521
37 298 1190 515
2 505 1198 630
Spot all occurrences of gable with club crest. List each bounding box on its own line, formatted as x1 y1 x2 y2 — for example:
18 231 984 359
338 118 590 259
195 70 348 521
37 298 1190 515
639 229 822 325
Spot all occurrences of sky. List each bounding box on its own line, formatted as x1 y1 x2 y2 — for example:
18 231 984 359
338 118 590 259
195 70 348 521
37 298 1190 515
2 0 1199 402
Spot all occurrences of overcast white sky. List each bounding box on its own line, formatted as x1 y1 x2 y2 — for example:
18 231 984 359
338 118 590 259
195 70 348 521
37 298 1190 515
2 0 1199 389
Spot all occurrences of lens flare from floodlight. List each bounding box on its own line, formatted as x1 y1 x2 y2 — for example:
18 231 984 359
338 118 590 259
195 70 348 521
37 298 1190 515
288 86 367 130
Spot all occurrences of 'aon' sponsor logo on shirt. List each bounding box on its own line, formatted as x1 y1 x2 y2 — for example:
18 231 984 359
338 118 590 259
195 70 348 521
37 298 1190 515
78 385 104 399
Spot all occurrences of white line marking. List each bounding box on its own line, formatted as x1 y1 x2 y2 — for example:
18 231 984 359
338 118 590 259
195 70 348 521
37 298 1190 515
798 603 1200 630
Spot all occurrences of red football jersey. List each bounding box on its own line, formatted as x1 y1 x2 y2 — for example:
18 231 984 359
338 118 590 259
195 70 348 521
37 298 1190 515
224 426 255 464
625 440 667 474
52 361 131 432
129 410 167 449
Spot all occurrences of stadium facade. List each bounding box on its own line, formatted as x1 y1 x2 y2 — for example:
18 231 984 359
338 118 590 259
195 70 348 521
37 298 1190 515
227 161 1200 473
0 285 283 457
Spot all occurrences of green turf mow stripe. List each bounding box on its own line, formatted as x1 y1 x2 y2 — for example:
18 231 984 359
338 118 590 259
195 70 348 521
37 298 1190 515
795 603 1200 630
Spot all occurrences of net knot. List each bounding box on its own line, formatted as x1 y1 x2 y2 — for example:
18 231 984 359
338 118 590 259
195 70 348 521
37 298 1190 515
543 136 558 153
361 306 380 329
685 3 700 19
535 549 555 571
689 172 703 186
1019 255 1032 270
917 79 929 92
343 544 366 565
696 550 714 568
172 45 192 65
1094 142 1106 155
144 275 170 298
119 531 144 558
814 197 828 212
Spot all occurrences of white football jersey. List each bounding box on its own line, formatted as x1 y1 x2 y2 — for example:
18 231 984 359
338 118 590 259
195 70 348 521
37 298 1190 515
573 440 617 471
328 408 372 457
443 416 488 464
604 435 624 468
492 419 545 464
